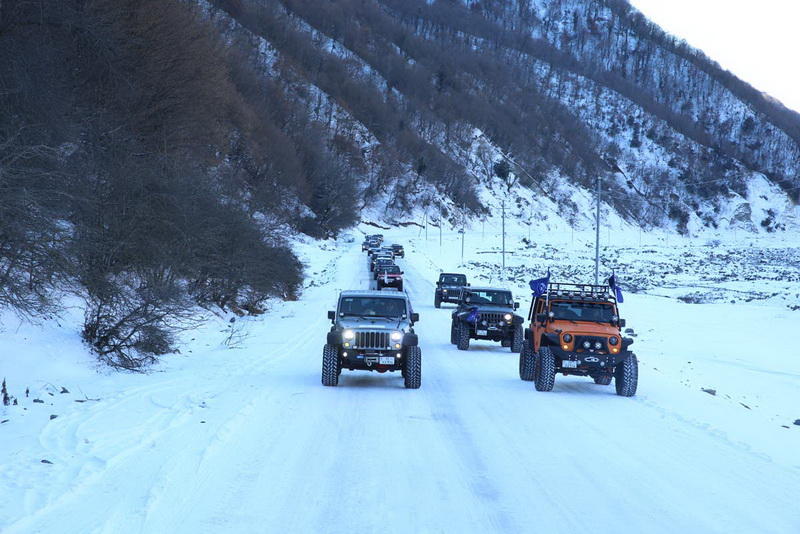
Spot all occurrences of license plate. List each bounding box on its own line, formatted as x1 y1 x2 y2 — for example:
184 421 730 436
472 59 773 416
379 356 395 365
476 329 488 336
562 360 578 369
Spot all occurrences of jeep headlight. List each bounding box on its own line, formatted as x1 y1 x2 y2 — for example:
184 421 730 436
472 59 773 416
609 336 619 346
563 333 573 343
442 289 448 293
390 331 403 341
503 313 512 321
342 329 355 341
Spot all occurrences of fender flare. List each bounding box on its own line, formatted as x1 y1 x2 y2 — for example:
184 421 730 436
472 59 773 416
403 333 419 346
541 332 560 347
326 331 341 345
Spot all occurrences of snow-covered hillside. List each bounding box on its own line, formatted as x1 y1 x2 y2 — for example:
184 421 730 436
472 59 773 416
2 215 799 532
201 0 800 234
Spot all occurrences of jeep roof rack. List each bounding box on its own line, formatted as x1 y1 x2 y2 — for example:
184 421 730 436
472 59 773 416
545 283 615 304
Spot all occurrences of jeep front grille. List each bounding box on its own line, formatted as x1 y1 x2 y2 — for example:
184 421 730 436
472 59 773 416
476 312 505 326
575 335 607 353
354 331 391 350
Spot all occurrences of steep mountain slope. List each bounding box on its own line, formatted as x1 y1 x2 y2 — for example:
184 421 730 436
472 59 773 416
208 0 799 233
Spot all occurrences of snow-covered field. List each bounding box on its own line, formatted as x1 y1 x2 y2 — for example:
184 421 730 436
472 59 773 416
1 219 799 533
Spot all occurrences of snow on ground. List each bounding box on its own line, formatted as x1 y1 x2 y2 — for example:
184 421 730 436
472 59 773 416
1 216 799 533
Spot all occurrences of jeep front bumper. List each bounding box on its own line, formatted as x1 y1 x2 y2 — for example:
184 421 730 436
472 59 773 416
550 346 631 372
438 290 461 302
471 323 513 340
340 348 404 371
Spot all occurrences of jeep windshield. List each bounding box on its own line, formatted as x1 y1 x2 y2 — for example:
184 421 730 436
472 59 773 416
440 274 466 285
550 301 615 323
377 265 401 274
339 297 407 318
463 290 512 306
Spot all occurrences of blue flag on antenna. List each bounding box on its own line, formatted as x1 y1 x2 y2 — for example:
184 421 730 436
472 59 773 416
466 306 480 323
529 272 550 298
608 274 624 303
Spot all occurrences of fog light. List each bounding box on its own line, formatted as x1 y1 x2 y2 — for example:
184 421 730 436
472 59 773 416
562 344 569 350
396 353 401 358
342 351 348 357
611 348 619 354
394 343 401 349
594 342 603 349
343 342 350 348
583 341 591 349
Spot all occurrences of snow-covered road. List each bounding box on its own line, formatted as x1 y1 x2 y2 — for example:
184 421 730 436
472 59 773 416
2 237 799 533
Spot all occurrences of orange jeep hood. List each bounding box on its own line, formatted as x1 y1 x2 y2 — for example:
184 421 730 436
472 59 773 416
554 321 619 336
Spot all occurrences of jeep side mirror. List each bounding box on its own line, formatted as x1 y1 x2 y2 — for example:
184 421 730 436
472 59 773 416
619 318 626 327
411 312 419 322
513 302 519 310
401 271 404 274
466 283 471 287
536 313 547 323
327 310 335 320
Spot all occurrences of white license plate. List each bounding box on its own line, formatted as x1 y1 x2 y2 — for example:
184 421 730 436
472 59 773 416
562 360 578 369
379 356 395 365
476 329 488 336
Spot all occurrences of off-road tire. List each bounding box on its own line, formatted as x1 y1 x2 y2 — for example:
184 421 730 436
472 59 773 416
534 346 556 391
321 344 339 387
450 321 458 344
434 294 442 308
615 353 638 397
593 374 612 386
456 322 470 351
404 346 422 389
518 341 535 381
511 324 523 353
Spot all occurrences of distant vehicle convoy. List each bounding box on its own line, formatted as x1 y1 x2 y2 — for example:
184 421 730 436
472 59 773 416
322 233 637 396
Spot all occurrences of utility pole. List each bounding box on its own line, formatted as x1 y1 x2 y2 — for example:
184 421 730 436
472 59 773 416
460 227 465 265
594 173 601 286
501 198 506 272
528 203 532 241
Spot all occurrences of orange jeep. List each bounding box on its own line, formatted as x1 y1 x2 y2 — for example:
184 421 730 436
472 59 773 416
519 283 637 396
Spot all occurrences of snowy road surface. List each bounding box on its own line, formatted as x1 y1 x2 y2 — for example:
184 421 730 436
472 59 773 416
2 236 799 533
